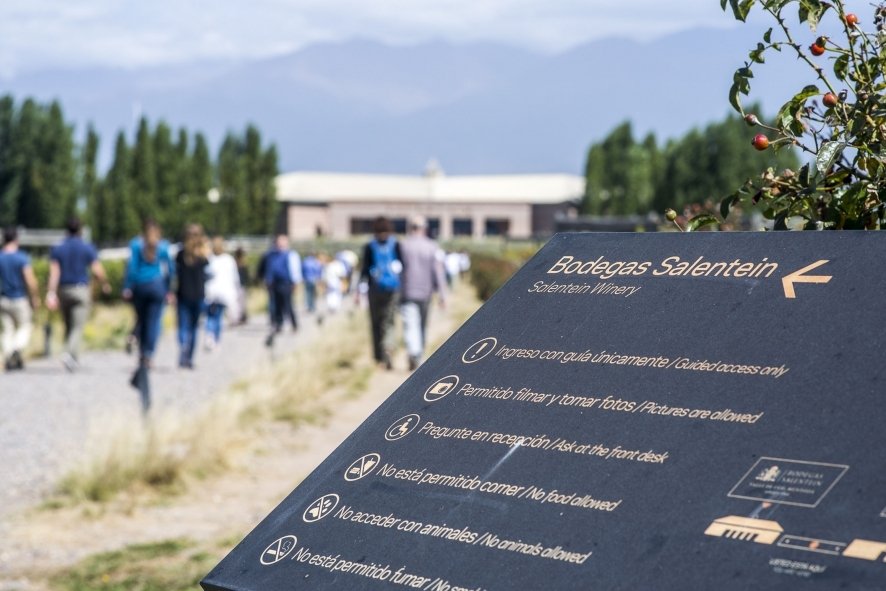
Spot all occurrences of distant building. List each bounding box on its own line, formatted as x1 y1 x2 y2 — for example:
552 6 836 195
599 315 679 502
275 165 583 240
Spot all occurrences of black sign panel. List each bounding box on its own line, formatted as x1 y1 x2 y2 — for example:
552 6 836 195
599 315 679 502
202 232 886 590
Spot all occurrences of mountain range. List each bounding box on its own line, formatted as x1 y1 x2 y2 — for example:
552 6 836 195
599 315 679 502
0 25 811 175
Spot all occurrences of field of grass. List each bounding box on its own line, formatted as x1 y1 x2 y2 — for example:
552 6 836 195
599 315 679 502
52 307 373 505
49 538 227 591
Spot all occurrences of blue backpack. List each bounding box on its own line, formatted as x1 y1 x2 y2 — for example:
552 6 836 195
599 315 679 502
369 238 400 292
267 250 292 285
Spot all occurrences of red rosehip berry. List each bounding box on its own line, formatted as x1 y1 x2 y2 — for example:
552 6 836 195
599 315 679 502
845 13 859 26
822 92 839 108
752 134 770 151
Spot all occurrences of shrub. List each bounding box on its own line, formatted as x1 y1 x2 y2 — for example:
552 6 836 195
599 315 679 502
469 254 521 301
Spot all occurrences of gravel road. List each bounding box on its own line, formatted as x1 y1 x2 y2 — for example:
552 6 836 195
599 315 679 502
0 306 324 522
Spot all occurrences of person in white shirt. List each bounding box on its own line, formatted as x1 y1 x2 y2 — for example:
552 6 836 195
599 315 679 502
323 253 347 313
204 236 241 350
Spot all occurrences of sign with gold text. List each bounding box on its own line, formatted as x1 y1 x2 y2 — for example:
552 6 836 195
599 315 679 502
202 232 886 590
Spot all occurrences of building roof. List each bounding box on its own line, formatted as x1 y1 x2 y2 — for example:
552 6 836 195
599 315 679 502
275 171 585 205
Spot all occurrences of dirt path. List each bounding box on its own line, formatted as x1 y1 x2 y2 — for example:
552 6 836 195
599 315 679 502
0 283 477 590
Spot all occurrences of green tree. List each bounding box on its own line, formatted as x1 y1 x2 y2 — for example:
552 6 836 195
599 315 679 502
152 121 179 234
713 0 886 229
101 131 139 242
130 117 157 223
217 133 245 235
654 109 798 215
41 101 77 225
188 132 214 226
259 144 280 233
581 122 658 215
81 125 100 232
13 99 46 228
0 96 16 226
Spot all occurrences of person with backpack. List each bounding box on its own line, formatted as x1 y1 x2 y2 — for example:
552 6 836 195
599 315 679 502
123 219 175 411
264 233 302 347
360 217 402 370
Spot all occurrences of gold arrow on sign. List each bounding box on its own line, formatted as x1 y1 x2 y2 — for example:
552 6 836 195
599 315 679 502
782 260 832 299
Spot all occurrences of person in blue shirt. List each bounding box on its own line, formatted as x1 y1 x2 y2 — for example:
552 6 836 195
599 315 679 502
46 217 111 372
0 227 40 371
123 220 175 408
301 252 323 314
263 234 302 347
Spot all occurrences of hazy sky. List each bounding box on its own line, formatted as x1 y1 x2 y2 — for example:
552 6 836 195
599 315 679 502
0 0 741 76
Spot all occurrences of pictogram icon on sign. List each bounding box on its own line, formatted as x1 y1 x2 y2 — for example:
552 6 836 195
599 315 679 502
424 375 460 402
345 453 381 481
303 493 339 523
462 337 497 363
260 535 297 565
385 414 420 441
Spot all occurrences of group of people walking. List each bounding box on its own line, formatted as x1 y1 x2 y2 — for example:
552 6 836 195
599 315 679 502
0 219 110 373
361 215 448 371
124 220 244 406
1 214 460 413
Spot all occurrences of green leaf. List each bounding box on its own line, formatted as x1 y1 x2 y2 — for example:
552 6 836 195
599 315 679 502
833 54 849 81
798 0 829 30
728 66 754 113
721 0 729 9
775 85 817 132
799 162 813 186
721 194 742 219
738 0 756 20
816 141 844 176
750 42 766 63
686 213 720 232
763 28 773 43
792 84 821 103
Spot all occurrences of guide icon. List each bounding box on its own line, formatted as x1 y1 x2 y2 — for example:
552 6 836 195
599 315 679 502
303 493 339 523
462 337 497 364
345 453 381 481
424 375 460 402
385 414 420 441
260 535 297 565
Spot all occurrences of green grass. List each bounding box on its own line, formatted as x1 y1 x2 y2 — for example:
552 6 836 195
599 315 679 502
49 538 219 591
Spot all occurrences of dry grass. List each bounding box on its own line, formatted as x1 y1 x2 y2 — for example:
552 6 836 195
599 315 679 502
53 309 373 505
51 283 478 507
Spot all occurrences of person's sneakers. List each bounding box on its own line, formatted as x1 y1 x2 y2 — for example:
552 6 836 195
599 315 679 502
408 356 420 371
265 332 276 348
61 352 79 373
9 351 24 371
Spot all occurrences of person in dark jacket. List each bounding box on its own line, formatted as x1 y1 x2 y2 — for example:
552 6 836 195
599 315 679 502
360 217 402 370
175 224 208 369
263 234 302 347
